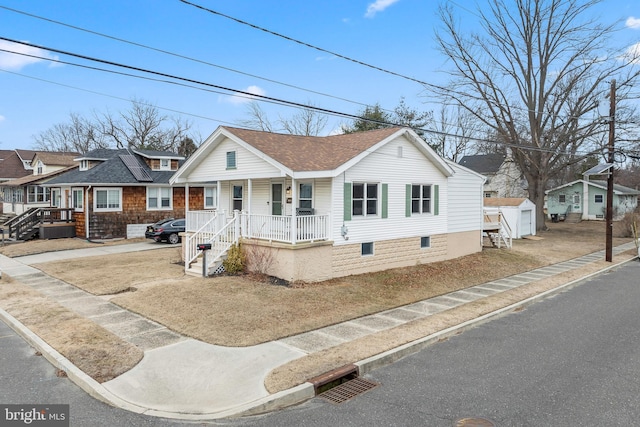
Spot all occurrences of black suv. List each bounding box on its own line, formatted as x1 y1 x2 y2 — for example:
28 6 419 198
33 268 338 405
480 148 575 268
145 218 185 244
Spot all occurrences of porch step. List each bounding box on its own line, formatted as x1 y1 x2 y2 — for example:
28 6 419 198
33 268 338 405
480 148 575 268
186 255 226 277
483 231 511 249
565 213 582 223
0 213 16 225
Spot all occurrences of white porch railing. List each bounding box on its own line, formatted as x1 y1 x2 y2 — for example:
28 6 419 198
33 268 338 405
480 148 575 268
186 210 218 232
240 212 329 243
185 210 219 268
185 210 329 275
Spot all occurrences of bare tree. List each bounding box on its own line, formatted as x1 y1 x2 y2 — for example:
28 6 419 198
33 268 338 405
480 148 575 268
33 112 108 153
279 106 328 136
97 99 193 151
431 104 481 161
237 102 276 133
432 0 640 230
33 99 197 154
239 102 328 136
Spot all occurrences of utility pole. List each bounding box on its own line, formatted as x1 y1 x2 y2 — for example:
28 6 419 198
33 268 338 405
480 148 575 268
606 79 616 262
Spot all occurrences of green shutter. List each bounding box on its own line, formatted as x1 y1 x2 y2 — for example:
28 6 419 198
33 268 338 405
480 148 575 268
344 182 352 221
405 184 412 217
434 184 439 216
381 184 388 219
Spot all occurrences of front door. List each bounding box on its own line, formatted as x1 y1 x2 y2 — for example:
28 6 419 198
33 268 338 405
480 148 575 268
271 183 283 216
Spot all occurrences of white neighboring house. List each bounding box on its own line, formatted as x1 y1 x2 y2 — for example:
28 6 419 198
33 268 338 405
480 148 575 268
459 152 528 199
171 126 486 282
1 152 79 215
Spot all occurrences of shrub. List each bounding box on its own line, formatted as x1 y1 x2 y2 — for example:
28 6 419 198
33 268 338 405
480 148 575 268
243 243 277 275
614 212 639 238
223 242 245 274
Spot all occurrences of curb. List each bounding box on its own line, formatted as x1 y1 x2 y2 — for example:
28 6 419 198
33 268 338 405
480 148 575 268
354 256 636 376
0 255 636 420
0 307 150 415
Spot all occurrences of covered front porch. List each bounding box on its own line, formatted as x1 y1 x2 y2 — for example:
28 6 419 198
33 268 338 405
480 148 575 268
186 209 330 244
183 177 332 276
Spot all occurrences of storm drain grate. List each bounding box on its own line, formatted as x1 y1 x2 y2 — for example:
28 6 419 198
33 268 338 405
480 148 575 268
319 377 379 404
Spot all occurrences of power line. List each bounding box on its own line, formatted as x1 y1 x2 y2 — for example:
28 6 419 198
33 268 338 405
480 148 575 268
0 5 383 113
177 0 617 123
0 38 612 158
0 68 238 127
178 0 439 89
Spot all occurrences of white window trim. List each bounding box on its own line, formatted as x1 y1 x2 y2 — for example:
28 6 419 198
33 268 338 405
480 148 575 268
204 186 218 209
352 182 379 218
79 160 89 171
94 187 122 212
361 242 374 256
420 236 431 249
159 159 171 171
411 184 432 215
72 187 84 211
226 151 237 169
147 186 173 210
298 182 314 210
27 186 50 204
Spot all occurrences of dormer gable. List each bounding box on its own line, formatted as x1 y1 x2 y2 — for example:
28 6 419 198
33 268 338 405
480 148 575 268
132 149 184 171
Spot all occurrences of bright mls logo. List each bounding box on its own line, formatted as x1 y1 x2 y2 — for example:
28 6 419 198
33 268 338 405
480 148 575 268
1 405 69 426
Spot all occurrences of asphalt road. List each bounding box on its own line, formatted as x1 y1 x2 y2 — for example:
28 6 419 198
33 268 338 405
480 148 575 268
233 260 640 426
2 261 640 426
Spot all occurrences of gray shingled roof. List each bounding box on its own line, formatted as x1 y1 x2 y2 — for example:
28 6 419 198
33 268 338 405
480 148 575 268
46 149 181 185
458 154 506 174
590 180 640 195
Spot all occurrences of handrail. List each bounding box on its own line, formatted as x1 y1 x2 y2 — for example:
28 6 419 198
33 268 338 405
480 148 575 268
185 211 219 268
9 207 76 240
483 208 513 249
498 212 513 248
203 216 239 272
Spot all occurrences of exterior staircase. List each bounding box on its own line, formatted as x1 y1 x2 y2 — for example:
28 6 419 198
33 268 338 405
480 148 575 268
184 211 239 277
186 247 228 277
565 212 582 223
0 212 16 225
483 208 513 249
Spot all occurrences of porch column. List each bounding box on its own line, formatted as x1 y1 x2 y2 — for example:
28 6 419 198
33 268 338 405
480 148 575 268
290 178 296 244
247 178 252 214
185 183 189 214
582 183 588 220
216 181 220 210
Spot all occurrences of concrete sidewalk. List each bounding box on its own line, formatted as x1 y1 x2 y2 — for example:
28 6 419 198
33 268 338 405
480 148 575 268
0 241 637 420
12 241 175 265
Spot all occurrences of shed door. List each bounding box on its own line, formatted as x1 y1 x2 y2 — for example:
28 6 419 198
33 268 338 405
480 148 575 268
521 210 532 236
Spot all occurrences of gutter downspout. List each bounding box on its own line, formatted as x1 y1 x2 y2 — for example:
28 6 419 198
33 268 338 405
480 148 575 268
85 185 91 240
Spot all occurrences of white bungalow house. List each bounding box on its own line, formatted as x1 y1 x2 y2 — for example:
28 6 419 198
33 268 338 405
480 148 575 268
170 126 486 282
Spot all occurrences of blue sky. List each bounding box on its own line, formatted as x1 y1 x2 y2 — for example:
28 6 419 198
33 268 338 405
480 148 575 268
0 0 639 150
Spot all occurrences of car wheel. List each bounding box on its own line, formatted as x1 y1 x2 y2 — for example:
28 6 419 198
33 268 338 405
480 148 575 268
168 233 180 244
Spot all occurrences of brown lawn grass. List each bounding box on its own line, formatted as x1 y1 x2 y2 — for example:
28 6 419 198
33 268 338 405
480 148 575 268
1 220 635 386
0 278 143 382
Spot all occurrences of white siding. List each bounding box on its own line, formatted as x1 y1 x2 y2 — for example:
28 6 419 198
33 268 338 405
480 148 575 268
187 137 282 182
331 135 449 245
447 162 485 233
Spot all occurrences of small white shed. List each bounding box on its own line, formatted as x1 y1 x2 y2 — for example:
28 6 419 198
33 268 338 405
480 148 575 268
484 197 536 239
